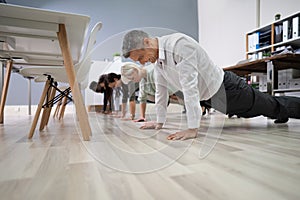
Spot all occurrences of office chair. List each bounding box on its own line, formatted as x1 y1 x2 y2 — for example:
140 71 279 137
19 21 103 137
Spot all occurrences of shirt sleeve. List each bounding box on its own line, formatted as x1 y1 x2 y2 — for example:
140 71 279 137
154 63 169 124
138 78 148 103
121 82 129 103
174 38 202 129
127 81 136 102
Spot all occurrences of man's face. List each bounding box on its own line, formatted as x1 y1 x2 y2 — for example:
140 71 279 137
108 81 115 88
99 82 105 88
108 79 121 88
129 48 157 65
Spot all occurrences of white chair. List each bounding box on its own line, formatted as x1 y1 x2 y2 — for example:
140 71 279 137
19 22 103 138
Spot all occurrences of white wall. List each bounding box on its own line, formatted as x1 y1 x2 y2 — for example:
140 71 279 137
85 57 124 106
85 61 109 106
198 0 300 68
198 0 256 67
261 0 300 25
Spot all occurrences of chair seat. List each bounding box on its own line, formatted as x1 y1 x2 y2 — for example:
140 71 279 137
20 66 68 83
19 21 102 88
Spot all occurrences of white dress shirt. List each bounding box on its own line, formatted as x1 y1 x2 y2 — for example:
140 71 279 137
139 64 178 103
155 33 224 128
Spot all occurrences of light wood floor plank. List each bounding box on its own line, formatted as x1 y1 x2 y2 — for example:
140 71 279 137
0 105 299 200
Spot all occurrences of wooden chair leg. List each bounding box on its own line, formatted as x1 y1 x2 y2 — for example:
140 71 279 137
44 86 57 126
0 60 13 124
53 99 62 118
28 79 51 139
57 24 91 141
39 84 57 130
39 107 48 131
59 94 68 120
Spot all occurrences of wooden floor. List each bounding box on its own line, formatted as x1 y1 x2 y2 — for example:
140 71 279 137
0 105 300 200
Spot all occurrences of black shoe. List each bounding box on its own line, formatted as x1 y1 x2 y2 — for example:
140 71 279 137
228 114 234 118
274 118 289 124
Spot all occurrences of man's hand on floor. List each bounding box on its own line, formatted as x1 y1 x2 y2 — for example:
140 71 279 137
167 128 198 140
140 122 163 129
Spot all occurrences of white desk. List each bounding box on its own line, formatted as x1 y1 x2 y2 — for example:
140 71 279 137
0 4 91 140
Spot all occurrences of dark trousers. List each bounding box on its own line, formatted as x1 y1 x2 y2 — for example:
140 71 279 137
103 88 113 112
203 71 300 120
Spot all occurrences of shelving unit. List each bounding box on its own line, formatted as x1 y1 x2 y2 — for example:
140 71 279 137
242 11 300 95
224 11 300 96
246 11 300 60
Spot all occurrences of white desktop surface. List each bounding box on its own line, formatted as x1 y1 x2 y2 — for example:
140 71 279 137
0 3 90 65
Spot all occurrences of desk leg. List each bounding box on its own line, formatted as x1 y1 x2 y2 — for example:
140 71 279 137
57 24 91 141
0 60 13 124
272 64 278 96
266 61 278 96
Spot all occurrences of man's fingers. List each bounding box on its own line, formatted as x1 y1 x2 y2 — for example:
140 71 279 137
167 130 198 141
167 133 175 140
167 135 175 140
180 135 187 140
167 132 182 140
140 124 155 129
155 125 162 130
173 133 184 140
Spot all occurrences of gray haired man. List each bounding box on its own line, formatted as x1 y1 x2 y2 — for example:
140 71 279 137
122 30 300 140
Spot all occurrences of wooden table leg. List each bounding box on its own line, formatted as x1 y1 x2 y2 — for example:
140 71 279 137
57 24 91 141
0 60 13 124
